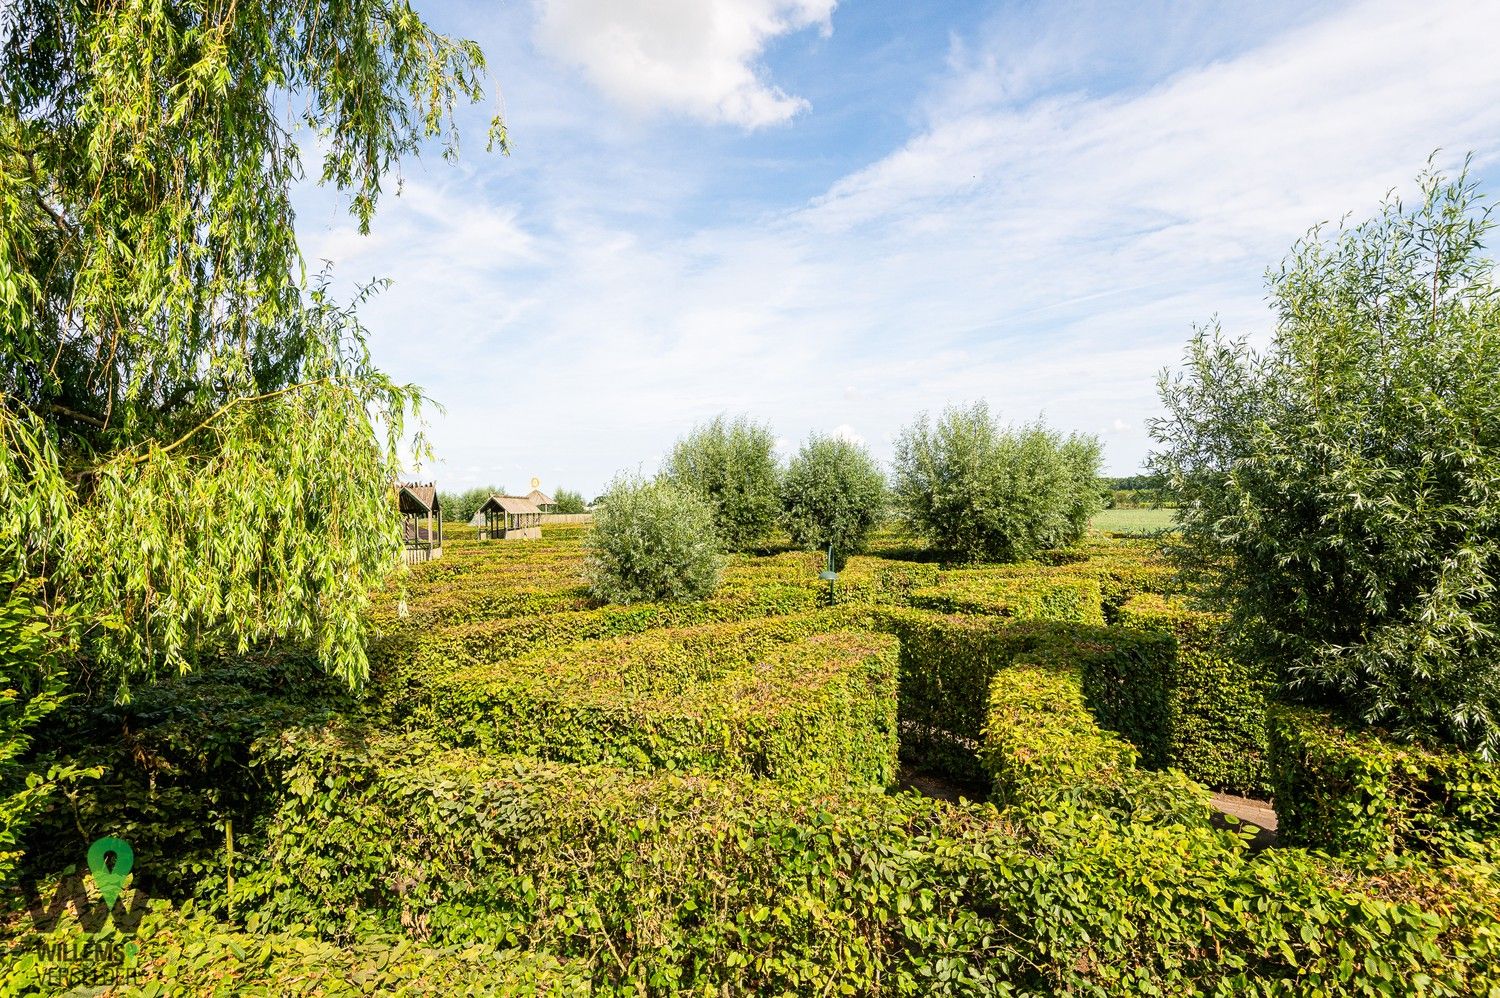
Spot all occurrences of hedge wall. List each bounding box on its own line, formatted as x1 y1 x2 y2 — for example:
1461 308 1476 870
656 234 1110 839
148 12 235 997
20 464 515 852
20 654 350 903
1118 593 1274 794
420 615 899 789
981 658 1210 826
239 728 1500 996
3 900 588 995
369 582 823 720
909 573 1105 624
1268 705 1500 857
872 610 1178 786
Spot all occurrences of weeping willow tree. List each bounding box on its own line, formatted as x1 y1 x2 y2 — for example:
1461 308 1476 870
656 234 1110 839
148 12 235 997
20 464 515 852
0 0 503 875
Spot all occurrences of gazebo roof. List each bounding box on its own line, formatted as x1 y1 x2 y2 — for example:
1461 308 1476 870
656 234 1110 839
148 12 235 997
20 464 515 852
397 482 440 515
480 494 541 515
526 488 555 506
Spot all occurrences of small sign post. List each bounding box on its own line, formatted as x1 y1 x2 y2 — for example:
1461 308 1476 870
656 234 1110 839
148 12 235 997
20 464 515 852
818 543 839 604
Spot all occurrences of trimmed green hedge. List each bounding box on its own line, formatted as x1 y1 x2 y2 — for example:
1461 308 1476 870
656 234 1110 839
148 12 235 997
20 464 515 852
1119 593 1274 794
1268 705 1500 856
421 615 899 789
909 573 1105 624
369 582 822 719
982 658 1210 825
873 610 1177 786
825 556 941 606
3 900 587 995
21 655 349 903
240 728 1500 995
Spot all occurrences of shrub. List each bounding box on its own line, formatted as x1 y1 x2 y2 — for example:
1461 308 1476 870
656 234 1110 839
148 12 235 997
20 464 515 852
1268 704 1500 856
420 617 899 789
1118 594 1274 794
779 434 887 569
243 728 1500 995
891 403 1104 562
5 900 588 995
552 486 587 513
662 414 781 550
982 659 1210 825
584 476 720 603
1150 165 1500 756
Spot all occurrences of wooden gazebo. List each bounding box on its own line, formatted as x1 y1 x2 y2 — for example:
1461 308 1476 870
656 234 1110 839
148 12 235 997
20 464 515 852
526 488 556 513
397 482 443 565
478 494 542 540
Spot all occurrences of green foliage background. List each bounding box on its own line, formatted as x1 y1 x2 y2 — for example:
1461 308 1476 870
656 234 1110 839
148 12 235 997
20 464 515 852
892 402 1105 562
1151 165 1500 756
779 434 887 570
439 485 506 524
552 487 588 514
0 0 500 884
663 414 782 550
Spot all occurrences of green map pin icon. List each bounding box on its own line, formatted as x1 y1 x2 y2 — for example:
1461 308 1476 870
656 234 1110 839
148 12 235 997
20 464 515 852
86 837 133 909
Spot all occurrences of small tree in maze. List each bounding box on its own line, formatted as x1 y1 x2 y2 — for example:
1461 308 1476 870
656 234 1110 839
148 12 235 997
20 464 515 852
662 415 781 550
780 434 887 570
1150 162 1500 756
892 403 1104 563
585 477 721 603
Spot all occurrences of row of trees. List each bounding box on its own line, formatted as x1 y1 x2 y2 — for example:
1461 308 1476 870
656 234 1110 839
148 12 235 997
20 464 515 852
586 409 1105 602
438 486 587 523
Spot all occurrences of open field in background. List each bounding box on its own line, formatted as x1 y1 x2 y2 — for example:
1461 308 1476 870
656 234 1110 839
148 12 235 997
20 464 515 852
1091 506 1178 534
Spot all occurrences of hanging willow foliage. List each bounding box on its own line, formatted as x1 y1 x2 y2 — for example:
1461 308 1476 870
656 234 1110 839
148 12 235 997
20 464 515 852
0 0 504 693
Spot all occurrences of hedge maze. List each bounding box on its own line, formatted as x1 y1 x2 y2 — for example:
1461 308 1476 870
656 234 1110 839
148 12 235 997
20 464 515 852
16 523 1500 994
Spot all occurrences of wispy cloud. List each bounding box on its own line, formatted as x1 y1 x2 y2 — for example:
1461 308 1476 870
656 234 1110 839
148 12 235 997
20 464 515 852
300 0 1500 494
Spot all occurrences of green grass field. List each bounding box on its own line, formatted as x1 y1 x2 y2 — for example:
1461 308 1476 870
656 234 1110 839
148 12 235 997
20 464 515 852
1090 507 1178 535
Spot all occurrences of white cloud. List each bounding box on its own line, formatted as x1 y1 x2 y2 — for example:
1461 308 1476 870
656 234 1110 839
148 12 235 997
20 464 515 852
533 0 834 128
303 0 1500 493
829 424 864 446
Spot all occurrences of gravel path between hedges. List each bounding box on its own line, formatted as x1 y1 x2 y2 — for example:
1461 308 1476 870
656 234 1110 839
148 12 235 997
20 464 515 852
1210 792 1278 848
897 769 1282 849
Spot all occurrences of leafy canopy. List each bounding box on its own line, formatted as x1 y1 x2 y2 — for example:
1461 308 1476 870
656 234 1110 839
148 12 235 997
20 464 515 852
441 486 506 524
892 403 1104 563
780 434 887 570
584 477 720 604
1150 163 1500 756
553 487 588 514
0 0 503 692
662 415 781 551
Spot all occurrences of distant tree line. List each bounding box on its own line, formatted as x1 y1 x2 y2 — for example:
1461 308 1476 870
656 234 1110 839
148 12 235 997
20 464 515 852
438 484 588 522
587 408 1106 602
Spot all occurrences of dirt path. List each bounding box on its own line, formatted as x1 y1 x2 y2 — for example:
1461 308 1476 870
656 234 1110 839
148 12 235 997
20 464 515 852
1209 792 1278 848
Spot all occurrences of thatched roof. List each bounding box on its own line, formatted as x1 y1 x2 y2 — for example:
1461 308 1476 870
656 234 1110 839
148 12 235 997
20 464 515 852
526 488 555 507
397 482 440 515
480 494 541 516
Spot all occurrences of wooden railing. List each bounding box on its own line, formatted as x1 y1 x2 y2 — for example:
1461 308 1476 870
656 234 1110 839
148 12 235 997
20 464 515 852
403 542 443 566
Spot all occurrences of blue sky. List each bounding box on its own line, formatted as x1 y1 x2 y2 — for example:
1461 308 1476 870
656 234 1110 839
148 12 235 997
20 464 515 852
293 0 1500 498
